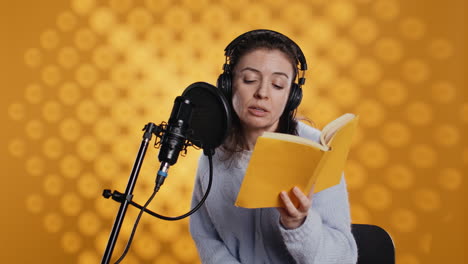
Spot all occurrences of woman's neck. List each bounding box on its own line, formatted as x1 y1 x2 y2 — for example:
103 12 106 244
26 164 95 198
242 128 268 150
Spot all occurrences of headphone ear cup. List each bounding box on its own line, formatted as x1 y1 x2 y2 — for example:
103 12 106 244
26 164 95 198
217 72 232 100
286 83 303 112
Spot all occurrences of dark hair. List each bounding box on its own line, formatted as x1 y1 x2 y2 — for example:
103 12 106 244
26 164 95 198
222 31 302 154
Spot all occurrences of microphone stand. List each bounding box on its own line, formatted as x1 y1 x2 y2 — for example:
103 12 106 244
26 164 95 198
101 122 160 264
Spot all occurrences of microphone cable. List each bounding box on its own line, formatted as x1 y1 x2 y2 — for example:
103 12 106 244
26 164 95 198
113 151 214 263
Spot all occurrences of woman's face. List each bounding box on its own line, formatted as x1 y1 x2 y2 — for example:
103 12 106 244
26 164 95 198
232 48 294 134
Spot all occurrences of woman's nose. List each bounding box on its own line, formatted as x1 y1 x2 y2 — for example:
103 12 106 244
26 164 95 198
254 81 269 99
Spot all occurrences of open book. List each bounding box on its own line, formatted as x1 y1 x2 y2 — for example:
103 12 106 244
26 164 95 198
235 113 358 208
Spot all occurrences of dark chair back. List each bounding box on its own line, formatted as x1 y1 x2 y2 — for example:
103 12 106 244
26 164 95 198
351 224 395 264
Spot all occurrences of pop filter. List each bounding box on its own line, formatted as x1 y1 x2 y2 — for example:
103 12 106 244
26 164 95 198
182 82 231 151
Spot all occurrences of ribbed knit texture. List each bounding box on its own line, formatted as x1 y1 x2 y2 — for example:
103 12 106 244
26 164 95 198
190 122 358 264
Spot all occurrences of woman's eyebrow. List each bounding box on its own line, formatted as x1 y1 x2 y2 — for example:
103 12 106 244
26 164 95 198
240 67 289 79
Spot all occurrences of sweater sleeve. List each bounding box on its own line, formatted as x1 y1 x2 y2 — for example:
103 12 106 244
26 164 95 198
279 175 358 264
189 156 242 264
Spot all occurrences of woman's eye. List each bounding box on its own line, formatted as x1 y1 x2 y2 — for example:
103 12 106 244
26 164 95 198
273 84 284 89
244 79 256 84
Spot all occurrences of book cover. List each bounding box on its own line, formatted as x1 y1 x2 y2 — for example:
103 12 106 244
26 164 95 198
235 114 359 208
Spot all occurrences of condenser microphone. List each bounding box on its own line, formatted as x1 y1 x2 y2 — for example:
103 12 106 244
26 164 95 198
156 96 193 190
155 82 231 190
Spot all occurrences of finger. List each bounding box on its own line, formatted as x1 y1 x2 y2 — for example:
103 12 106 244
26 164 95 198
280 191 300 217
293 187 312 212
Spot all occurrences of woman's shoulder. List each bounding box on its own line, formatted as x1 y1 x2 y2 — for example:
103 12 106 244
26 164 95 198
297 120 321 143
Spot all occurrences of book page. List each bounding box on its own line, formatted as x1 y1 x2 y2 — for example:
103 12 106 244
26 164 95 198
320 113 356 146
262 132 329 151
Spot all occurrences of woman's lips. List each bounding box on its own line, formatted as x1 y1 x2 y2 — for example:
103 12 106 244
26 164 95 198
248 106 268 117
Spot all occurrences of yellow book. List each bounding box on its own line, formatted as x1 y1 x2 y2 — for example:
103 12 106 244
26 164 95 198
235 113 359 208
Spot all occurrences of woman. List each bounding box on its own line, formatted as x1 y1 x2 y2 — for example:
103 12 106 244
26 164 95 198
190 29 358 264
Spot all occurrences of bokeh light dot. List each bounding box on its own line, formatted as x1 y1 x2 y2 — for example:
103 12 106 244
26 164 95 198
328 78 359 107
25 119 44 140
60 154 82 179
150 221 181 242
7 102 26 121
58 46 80 69
43 137 64 160
94 154 121 181
134 233 160 260
25 194 44 214
76 99 100 124
438 168 462 190
95 197 118 219
42 100 63 123
280 3 309 27
355 99 385 127
163 8 192 31
374 37 403 63
328 38 357 66
413 188 441 212
92 45 118 70
381 121 411 147
93 118 120 143
26 156 45 177
373 0 399 21
59 117 82 142
89 7 116 34
78 211 101 236
433 124 460 147
8 138 26 157
428 38 453 59
326 0 356 26
172 235 199 262
391 208 417 233
357 141 389 169
24 83 43 104
385 164 414 190
74 28 97 51
377 79 407 106
40 29 60 50
400 17 426 40
108 25 136 52
406 101 433 126
363 183 392 210
344 159 367 190
75 63 99 87
77 136 101 161
409 144 437 168
127 7 153 33
61 231 82 254
61 192 82 216
56 11 77 32
350 17 378 45
43 174 64 196
402 59 430 83
77 173 101 199
351 58 381 85
77 250 100 264
431 81 456 104
24 48 42 68
304 19 336 45
71 0 95 15
43 212 63 233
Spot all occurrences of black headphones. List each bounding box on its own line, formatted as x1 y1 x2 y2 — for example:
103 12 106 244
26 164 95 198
217 29 308 113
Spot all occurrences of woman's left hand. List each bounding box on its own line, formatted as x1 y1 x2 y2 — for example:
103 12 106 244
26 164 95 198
277 186 314 229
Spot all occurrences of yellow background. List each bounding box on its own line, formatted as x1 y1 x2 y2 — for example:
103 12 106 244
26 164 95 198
1 0 466 263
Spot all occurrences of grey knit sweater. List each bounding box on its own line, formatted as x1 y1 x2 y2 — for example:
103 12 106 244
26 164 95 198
189 122 358 263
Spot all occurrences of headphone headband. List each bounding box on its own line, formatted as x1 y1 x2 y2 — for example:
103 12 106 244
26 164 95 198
224 29 308 72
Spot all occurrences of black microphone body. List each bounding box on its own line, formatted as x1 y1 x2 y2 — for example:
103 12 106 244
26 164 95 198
156 96 193 190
